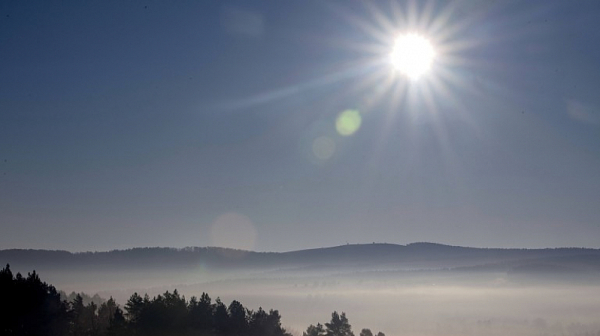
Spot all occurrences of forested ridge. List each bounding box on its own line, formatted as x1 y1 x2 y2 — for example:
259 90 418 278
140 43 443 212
0 264 384 336
4 243 599 275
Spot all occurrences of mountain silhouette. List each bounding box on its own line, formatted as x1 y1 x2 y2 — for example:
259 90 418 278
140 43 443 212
2 243 599 274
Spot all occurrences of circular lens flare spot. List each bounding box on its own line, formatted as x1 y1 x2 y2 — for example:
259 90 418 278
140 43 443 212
312 136 336 160
390 33 435 79
336 109 362 136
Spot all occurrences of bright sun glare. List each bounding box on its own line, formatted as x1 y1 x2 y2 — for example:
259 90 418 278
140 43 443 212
390 33 435 80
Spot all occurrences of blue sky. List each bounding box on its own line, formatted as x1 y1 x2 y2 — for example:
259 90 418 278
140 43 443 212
1 0 599 252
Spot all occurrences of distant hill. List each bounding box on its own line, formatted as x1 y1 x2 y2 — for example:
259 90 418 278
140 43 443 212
2 243 599 275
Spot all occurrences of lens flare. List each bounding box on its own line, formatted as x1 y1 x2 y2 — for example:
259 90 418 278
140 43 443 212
312 136 336 160
336 109 362 136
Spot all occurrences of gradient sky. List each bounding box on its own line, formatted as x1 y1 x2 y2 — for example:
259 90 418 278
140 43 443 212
1 0 599 252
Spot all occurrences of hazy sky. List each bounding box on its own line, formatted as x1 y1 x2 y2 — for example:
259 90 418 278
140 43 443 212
1 0 599 252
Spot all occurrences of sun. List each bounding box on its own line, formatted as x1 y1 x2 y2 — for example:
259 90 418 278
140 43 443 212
390 33 435 80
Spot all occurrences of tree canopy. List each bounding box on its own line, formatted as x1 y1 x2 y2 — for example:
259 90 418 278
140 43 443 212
304 311 385 336
0 265 295 336
1 264 385 336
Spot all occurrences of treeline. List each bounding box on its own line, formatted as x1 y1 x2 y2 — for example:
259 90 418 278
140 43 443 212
0 264 384 336
59 291 106 307
302 312 385 336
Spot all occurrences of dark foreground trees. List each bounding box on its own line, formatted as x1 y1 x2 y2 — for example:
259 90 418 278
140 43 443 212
0 264 69 336
1 264 385 336
123 291 289 336
303 311 385 336
1 264 290 336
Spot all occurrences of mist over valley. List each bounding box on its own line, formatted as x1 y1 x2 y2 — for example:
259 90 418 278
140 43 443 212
3 243 600 336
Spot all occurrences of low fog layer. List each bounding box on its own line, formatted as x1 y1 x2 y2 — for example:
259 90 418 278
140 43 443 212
200 282 600 336
3 243 600 336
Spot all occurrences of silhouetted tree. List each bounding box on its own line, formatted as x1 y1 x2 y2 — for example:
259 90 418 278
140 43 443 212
0 263 12 283
188 292 213 331
135 293 175 335
104 307 127 336
162 290 187 332
304 323 326 336
360 329 373 336
228 300 249 335
60 291 105 307
325 312 354 336
249 307 291 336
70 294 100 336
124 292 144 325
97 297 118 334
359 328 384 336
0 265 70 336
213 298 230 335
